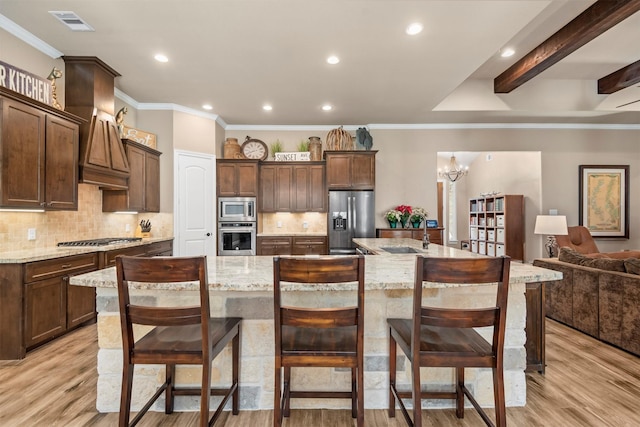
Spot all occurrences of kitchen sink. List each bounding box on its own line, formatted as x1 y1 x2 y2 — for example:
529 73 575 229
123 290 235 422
380 246 422 254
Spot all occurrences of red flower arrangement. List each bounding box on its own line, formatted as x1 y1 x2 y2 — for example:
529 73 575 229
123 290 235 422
395 205 412 220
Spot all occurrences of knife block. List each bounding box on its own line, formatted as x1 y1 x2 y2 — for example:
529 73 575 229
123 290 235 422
134 225 143 238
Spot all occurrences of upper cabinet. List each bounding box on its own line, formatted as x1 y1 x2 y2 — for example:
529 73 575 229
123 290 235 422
102 139 161 212
324 151 376 190
0 88 81 210
260 162 326 212
217 159 259 197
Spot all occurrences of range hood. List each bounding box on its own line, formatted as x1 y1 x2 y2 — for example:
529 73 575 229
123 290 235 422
63 56 130 189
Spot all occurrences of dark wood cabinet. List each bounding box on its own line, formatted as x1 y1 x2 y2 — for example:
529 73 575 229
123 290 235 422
217 159 259 197
377 227 444 245
0 89 81 210
257 236 293 255
324 151 376 190
292 236 328 255
22 253 98 350
258 235 327 255
0 240 173 360
102 140 161 212
260 162 326 212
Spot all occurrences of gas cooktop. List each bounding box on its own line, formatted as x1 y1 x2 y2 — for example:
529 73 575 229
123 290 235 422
57 237 142 247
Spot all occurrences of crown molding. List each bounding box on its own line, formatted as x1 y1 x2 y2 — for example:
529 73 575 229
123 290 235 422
0 14 63 58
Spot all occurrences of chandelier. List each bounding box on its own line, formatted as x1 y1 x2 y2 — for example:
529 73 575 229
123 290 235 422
439 154 468 183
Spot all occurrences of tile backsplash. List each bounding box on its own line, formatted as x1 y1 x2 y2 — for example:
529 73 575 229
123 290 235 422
0 184 173 252
259 212 327 234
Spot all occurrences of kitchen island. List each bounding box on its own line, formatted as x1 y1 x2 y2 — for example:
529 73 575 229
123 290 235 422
70 239 561 413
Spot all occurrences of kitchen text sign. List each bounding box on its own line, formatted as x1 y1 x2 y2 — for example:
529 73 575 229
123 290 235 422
0 61 52 105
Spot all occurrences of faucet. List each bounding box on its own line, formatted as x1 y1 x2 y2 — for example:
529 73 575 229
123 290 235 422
422 221 430 249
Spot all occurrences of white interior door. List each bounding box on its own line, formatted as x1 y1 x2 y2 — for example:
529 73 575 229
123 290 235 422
174 150 215 256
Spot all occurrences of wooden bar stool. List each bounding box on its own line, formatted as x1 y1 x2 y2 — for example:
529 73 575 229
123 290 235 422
115 255 241 427
388 256 511 427
273 255 365 427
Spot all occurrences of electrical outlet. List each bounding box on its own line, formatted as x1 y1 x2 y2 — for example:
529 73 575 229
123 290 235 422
27 228 36 240
303 222 309 229
277 221 282 228
125 223 131 232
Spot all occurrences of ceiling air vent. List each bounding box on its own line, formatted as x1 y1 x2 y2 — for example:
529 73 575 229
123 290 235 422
49 11 95 32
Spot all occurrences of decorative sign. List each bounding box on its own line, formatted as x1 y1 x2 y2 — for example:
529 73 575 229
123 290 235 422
274 152 311 161
0 60 52 105
122 126 157 149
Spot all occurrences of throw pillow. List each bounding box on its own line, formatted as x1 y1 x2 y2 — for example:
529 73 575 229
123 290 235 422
558 247 626 272
624 258 640 275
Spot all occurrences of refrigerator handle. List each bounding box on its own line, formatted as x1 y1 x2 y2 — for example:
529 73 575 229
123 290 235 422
351 196 357 228
347 196 353 230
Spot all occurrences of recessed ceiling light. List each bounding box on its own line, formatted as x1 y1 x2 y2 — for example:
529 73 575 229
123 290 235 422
327 56 340 65
406 23 423 35
263 104 273 111
202 104 213 110
322 105 333 111
500 48 515 58
154 54 169 63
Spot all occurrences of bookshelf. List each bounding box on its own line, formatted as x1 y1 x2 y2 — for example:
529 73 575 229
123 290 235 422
469 194 524 261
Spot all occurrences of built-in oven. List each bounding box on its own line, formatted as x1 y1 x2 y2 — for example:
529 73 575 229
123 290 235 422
219 197 256 222
218 222 256 256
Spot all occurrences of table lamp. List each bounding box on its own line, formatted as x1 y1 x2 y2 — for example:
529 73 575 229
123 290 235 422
534 215 568 257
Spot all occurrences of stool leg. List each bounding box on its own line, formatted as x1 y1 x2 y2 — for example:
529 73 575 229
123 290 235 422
119 362 134 427
274 359 282 427
493 366 506 427
456 367 464 419
232 328 240 415
165 364 175 414
388 333 397 418
351 367 357 418
200 358 211 427
412 356 422 427
357 362 364 427
283 366 292 417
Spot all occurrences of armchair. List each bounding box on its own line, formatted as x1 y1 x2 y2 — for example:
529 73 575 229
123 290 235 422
555 226 640 259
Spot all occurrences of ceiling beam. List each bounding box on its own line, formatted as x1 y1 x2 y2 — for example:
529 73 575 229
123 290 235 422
597 59 640 94
494 0 640 93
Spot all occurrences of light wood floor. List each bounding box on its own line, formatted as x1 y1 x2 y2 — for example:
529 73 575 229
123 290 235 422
1 319 639 426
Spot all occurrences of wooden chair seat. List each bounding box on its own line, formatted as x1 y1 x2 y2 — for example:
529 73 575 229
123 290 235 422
115 255 241 427
273 255 365 427
387 320 494 365
134 319 242 358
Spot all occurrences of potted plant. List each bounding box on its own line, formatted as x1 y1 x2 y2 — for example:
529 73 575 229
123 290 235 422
396 205 412 228
410 207 429 228
270 140 283 159
384 209 401 228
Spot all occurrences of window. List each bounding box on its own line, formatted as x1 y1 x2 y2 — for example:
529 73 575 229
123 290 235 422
447 180 458 243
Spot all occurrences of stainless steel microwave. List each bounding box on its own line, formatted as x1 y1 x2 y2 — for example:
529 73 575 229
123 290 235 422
218 197 256 222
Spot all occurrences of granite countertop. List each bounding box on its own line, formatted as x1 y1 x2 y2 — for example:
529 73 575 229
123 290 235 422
0 237 174 264
70 238 562 292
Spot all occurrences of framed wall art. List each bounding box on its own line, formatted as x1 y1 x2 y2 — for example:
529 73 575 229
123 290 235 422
579 165 629 238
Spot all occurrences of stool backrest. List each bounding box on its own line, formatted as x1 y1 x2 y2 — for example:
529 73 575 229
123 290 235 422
115 255 211 356
273 254 365 337
412 256 511 356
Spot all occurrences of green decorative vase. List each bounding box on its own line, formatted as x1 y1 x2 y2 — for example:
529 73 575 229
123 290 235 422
411 221 421 228
388 220 398 228
400 218 408 229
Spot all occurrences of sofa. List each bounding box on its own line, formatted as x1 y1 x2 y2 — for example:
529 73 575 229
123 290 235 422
533 247 640 357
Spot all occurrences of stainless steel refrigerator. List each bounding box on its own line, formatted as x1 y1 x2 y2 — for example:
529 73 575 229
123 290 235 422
328 190 375 254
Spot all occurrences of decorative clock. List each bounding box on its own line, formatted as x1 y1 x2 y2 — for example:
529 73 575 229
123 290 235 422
241 136 268 160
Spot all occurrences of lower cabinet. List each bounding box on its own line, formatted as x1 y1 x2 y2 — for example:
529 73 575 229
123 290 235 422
258 235 327 256
376 227 444 245
23 252 99 350
0 239 175 360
